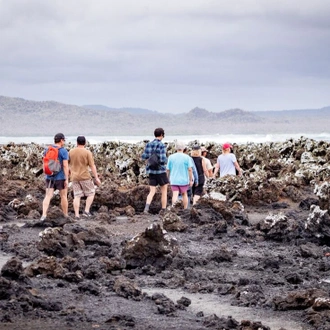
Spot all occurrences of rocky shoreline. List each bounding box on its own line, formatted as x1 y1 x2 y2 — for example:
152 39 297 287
1 137 330 329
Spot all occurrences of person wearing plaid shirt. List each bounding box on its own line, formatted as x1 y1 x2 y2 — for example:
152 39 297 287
141 127 169 214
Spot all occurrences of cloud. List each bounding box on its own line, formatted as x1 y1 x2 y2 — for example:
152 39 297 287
0 0 330 112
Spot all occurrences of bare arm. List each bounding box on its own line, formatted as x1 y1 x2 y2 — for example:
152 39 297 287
91 164 101 186
63 160 69 187
213 162 220 178
202 159 209 178
188 167 193 186
234 161 243 176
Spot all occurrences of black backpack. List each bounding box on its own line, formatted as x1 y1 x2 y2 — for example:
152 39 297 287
148 146 160 170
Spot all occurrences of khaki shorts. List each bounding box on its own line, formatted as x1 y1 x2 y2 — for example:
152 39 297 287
72 179 95 197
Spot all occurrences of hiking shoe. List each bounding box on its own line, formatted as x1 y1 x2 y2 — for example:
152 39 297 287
159 209 166 216
40 216 46 221
82 212 92 218
143 210 149 215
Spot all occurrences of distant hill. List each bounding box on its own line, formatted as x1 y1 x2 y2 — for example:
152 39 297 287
82 104 158 115
0 95 329 136
254 106 330 118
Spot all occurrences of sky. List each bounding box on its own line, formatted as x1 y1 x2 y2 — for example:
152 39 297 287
1 0 330 113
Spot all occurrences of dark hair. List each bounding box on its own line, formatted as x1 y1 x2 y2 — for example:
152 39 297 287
77 136 86 145
154 127 165 138
54 133 65 143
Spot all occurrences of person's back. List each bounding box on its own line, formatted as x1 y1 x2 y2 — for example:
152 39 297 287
142 138 167 174
167 141 193 209
192 156 205 185
69 147 94 181
141 127 169 214
213 142 242 179
218 153 237 177
41 133 69 221
167 152 191 185
69 136 101 219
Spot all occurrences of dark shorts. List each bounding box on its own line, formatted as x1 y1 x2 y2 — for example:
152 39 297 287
148 173 169 186
192 183 204 196
46 179 65 190
171 184 190 194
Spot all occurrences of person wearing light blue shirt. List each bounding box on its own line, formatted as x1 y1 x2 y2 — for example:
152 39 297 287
166 141 193 209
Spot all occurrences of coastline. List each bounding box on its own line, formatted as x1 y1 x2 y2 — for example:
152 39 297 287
1 132 330 146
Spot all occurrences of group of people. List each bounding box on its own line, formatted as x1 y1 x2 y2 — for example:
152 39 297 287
40 133 101 221
41 129 243 219
142 127 243 214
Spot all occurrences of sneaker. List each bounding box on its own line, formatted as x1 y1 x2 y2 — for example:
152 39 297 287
40 216 46 221
143 209 149 215
82 211 92 218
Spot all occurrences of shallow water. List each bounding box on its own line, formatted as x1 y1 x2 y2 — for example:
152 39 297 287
0 221 29 269
144 288 309 330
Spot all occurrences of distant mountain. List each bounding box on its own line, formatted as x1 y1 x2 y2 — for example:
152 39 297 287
0 95 329 136
187 107 262 123
254 106 330 118
82 104 158 115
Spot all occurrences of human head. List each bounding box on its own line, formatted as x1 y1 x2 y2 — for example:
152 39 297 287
175 140 186 151
154 127 165 138
183 146 190 154
201 146 208 156
222 142 232 151
54 133 65 143
77 136 86 146
191 145 201 157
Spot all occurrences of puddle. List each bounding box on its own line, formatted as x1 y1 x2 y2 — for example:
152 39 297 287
116 216 128 221
144 288 307 330
0 252 32 270
0 221 26 230
0 221 31 269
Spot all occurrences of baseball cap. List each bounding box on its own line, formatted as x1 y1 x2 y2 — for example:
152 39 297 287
192 145 201 150
222 142 232 150
54 133 65 142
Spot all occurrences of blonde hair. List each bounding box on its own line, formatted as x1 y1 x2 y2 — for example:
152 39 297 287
191 149 201 157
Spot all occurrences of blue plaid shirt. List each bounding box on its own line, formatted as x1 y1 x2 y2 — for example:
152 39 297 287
141 138 167 174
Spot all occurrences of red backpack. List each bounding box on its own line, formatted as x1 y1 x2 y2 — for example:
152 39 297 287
43 146 61 176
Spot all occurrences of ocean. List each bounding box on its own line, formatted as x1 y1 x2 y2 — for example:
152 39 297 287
1 133 330 145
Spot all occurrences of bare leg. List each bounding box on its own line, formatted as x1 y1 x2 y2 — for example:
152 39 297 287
160 184 168 209
85 194 95 213
73 196 81 217
146 186 156 205
182 192 188 209
60 188 68 217
193 195 200 205
42 188 54 217
172 191 179 206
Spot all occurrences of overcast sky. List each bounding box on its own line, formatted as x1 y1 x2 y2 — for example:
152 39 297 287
1 0 330 113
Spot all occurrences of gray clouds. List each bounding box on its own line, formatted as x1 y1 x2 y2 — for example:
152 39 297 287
1 0 330 112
